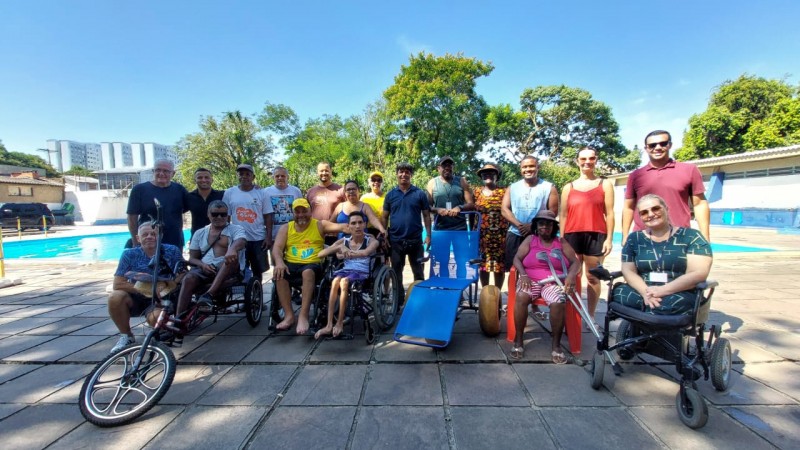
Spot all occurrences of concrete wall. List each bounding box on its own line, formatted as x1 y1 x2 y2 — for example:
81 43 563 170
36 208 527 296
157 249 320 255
0 183 64 204
67 190 129 225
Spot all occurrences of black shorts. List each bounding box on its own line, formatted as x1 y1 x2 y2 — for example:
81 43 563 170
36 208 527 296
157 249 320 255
563 232 607 257
504 232 526 271
245 240 268 276
128 292 154 316
284 262 322 285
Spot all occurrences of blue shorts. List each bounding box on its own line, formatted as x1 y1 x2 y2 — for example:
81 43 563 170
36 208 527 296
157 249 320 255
332 269 369 282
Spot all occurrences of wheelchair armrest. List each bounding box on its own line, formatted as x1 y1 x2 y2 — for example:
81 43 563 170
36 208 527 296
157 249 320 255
696 280 718 290
588 265 623 282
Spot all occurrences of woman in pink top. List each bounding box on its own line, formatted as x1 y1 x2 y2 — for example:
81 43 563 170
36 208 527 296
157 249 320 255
510 210 580 363
559 147 615 329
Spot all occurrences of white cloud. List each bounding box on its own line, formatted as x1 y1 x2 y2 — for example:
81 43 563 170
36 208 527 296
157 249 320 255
396 35 433 55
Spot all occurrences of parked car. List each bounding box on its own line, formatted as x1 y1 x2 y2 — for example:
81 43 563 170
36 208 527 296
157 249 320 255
0 202 56 230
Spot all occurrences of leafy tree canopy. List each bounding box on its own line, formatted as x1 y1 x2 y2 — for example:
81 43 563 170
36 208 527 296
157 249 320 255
0 140 59 177
678 74 800 160
63 165 94 177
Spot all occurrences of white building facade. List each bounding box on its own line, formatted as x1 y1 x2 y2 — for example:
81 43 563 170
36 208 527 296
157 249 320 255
47 139 178 172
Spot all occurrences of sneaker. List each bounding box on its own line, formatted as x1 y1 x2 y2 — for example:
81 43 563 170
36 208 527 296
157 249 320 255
110 334 135 353
197 293 214 313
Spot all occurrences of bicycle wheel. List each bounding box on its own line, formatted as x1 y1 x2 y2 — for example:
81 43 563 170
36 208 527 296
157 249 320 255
79 341 176 427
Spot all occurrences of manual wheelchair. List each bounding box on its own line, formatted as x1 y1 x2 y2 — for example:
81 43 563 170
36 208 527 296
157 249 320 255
588 265 732 429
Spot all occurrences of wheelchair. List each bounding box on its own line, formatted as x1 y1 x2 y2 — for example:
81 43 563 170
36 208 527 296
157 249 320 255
588 266 732 429
310 244 401 344
267 260 330 331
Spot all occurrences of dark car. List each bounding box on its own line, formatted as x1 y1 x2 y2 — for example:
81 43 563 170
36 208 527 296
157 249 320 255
0 202 56 230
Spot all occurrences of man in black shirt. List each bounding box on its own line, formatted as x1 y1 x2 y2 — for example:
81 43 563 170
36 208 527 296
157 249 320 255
187 167 224 238
126 159 189 249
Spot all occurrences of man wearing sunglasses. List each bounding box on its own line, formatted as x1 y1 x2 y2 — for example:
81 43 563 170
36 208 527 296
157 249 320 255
176 200 246 317
621 130 709 245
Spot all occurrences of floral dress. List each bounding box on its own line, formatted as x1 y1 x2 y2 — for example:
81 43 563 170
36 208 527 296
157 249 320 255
474 187 509 272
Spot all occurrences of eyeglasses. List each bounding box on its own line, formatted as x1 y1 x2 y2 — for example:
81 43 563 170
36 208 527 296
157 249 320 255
210 212 228 218
154 169 173 174
646 140 670 150
638 205 663 217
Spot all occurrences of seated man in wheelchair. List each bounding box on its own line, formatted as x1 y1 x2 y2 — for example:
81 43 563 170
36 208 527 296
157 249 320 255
616 194 712 315
108 222 186 353
314 211 380 339
272 198 348 335
175 200 247 317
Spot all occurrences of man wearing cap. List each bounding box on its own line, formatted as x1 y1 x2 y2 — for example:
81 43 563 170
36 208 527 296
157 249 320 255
426 155 474 278
361 170 385 236
187 167 225 239
383 162 432 296
306 162 345 244
126 159 189 249
222 164 273 282
501 155 559 273
272 198 347 334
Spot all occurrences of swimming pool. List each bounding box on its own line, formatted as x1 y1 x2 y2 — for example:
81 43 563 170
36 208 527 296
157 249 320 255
1 229 774 261
2 230 191 261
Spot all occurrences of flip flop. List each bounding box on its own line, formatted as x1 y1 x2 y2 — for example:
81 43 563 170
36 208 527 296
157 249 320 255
551 350 568 365
510 346 524 360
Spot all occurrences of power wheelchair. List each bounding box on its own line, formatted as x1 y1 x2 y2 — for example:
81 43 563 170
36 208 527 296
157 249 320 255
588 265 732 429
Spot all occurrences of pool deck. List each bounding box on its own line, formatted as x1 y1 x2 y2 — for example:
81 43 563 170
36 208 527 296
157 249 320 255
0 225 799 449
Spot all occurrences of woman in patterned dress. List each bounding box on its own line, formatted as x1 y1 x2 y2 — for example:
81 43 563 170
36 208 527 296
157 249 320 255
474 163 509 288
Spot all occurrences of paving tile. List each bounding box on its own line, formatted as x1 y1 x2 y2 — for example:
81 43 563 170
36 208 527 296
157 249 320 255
437 333 506 362
0 403 84 449
310 337 374 362
0 317 63 335
0 335 57 359
170 334 214 360
691 365 798 406
515 364 620 407
197 364 295 406
631 405 773 449
251 406 356 448
2 304 66 317
372 335 439 362
191 316 240 335
35 304 106 318
144 406 265 449
4 335 105 362
726 336 788 363
735 328 800 360
282 364 366 405
0 363 42 384
352 406 448 450
0 364 90 403
451 406 556 450
498 333 559 362
734 362 800 402
243 335 315 362
602 363 681 406
723 405 800 449
0 404 25 421
178 335 263 363
0 305 28 315
451 311 482 334
444 363 529 406
67 318 142 336
21 317 104 336
160 365 233 405
363 363 442 405
49 405 184 450
218 317 271 336
58 335 121 362
541 407 658 449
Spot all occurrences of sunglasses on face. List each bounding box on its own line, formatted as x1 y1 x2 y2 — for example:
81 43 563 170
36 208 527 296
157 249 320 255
646 140 670 150
210 212 228 218
638 205 663 217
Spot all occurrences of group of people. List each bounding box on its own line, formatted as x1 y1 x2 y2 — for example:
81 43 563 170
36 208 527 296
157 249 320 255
108 129 714 365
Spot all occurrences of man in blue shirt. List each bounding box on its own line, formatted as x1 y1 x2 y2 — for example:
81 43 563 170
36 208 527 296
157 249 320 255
382 162 432 298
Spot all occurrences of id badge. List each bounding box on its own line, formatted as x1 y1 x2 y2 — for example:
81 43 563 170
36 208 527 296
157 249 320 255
649 272 668 283
446 201 452 210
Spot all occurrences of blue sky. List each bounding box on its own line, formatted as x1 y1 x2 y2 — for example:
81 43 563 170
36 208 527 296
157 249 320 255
2 0 799 160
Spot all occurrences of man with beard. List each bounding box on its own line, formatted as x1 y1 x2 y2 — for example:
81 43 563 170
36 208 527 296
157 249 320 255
426 155 474 278
126 159 188 249
306 162 344 245
222 164 273 282
383 162 432 297
272 198 347 335
187 168 224 238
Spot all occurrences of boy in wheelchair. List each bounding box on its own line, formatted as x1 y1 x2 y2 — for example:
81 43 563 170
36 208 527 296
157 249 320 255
175 200 247 317
314 212 379 339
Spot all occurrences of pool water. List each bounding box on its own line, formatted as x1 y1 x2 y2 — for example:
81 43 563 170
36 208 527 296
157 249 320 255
2 230 192 261
2 229 773 261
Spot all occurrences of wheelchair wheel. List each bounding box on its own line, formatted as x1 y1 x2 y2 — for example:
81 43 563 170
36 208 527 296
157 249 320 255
590 351 605 390
616 319 636 360
478 285 501 337
79 341 176 427
244 277 263 327
269 283 284 328
676 387 708 429
710 337 732 391
372 266 400 330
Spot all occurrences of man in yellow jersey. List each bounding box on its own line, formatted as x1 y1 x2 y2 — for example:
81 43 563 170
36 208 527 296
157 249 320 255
272 198 347 335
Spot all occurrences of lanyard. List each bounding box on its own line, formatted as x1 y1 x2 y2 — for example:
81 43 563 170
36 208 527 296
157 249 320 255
646 226 672 272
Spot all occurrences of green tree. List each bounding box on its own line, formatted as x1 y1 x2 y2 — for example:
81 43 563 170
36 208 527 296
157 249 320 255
64 165 94 177
679 74 799 159
384 52 493 172
0 140 59 177
487 85 637 173
175 111 275 188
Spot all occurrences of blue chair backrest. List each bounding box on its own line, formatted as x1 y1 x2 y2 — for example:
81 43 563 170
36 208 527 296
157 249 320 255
428 212 481 280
